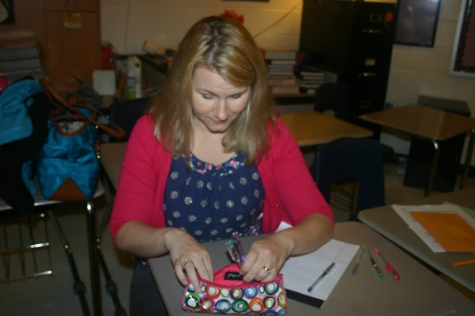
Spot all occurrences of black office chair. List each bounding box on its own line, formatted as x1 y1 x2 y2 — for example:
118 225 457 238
108 97 150 142
0 182 107 316
314 137 386 220
314 82 350 121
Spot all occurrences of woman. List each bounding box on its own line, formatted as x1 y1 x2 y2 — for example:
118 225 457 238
110 16 334 315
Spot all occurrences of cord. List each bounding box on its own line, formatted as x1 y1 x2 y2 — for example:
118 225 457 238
124 0 131 55
252 0 302 39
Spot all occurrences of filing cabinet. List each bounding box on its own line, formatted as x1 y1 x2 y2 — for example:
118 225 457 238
299 0 397 137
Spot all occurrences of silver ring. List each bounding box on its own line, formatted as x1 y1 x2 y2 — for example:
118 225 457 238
184 258 190 265
263 265 272 274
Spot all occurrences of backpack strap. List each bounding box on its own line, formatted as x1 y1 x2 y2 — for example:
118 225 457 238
39 77 126 140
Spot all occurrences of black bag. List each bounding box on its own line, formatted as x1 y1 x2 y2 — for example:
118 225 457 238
0 78 52 214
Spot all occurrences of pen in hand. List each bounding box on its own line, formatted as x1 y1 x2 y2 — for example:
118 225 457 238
307 262 335 293
225 240 242 266
352 246 364 276
374 247 400 281
364 246 384 281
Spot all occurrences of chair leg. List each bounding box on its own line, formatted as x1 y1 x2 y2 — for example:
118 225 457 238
349 181 360 221
2 225 11 282
86 201 102 316
17 220 26 278
97 237 128 316
26 215 39 275
97 169 128 316
48 210 92 316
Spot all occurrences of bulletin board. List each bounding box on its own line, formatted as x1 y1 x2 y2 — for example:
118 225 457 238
449 0 475 78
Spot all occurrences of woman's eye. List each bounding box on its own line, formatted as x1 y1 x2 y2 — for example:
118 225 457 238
231 94 242 99
201 94 213 99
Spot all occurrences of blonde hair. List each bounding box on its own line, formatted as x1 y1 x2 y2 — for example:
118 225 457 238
149 16 278 164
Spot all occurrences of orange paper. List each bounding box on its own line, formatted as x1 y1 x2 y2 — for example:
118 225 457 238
410 212 475 252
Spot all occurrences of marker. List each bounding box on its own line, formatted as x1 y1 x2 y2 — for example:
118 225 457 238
307 262 335 292
364 246 384 281
225 239 245 266
447 259 475 268
374 247 400 281
352 246 364 276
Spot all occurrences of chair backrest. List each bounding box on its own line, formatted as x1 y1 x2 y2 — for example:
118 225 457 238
314 83 350 121
109 97 150 142
314 137 385 220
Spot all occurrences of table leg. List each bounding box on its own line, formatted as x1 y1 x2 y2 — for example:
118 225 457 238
425 140 440 197
460 129 475 189
86 201 102 316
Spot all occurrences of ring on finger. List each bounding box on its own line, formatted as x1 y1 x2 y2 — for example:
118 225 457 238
263 265 272 274
184 257 191 265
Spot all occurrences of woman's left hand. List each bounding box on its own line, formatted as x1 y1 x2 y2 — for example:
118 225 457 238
238 234 293 282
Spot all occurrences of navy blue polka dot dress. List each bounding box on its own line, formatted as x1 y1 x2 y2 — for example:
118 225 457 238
164 152 265 243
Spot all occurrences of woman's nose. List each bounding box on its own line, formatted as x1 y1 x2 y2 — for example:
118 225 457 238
214 100 228 121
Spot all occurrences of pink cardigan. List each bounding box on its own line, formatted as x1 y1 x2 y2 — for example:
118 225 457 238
109 115 333 244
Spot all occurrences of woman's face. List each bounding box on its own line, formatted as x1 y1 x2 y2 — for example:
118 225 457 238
191 66 250 134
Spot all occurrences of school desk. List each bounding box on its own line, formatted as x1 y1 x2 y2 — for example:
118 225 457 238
148 222 475 316
358 186 475 293
360 104 475 196
99 142 127 190
281 111 373 147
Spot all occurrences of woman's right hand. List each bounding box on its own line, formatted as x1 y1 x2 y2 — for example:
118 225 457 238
165 228 214 291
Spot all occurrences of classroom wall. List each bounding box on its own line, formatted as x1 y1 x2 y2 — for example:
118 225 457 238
101 0 304 54
102 0 475 159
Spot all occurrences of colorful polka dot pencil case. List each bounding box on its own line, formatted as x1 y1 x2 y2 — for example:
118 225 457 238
181 263 287 314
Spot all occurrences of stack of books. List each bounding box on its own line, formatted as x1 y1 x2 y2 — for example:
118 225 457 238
260 46 299 94
0 41 46 83
296 68 326 95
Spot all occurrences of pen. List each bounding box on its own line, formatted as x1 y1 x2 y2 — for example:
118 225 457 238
225 240 242 265
447 259 475 268
374 247 400 281
232 232 245 257
307 262 335 293
364 246 384 281
352 246 364 276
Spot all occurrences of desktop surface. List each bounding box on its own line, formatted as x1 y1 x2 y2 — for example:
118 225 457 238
359 187 475 293
281 111 372 147
148 222 475 316
360 104 475 141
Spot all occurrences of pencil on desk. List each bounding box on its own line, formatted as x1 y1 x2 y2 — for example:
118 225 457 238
447 259 475 267
352 246 364 276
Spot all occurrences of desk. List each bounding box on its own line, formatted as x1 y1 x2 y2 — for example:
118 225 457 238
148 222 475 316
281 111 373 147
358 187 475 293
360 105 475 196
100 142 127 189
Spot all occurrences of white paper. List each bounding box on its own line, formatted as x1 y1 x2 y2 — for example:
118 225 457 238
280 239 359 307
392 204 475 253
